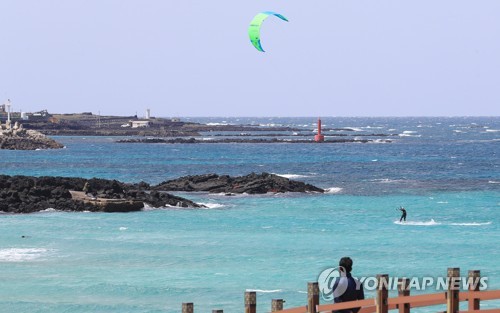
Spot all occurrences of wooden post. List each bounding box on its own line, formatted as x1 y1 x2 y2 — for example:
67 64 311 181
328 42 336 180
447 268 460 313
271 299 284 312
212 310 223 313
376 274 389 313
245 291 257 313
307 282 319 313
397 278 410 313
182 302 193 313
468 270 480 311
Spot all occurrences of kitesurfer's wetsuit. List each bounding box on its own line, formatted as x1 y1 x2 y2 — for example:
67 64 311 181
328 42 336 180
399 208 407 222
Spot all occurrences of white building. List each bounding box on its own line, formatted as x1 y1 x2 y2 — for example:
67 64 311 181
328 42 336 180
130 120 150 128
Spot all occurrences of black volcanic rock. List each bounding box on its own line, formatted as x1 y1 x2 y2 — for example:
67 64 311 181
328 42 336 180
153 172 324 194
0 175 202 213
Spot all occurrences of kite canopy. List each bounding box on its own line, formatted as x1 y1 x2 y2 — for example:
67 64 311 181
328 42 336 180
248 11 288 52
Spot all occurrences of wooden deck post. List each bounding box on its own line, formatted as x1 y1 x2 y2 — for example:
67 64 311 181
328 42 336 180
307 282 319 313
376 274 389 313
397 278 410 313
468 270 480 311
182 302 193 313
271 299 284 312
447 268 460 313
245 291 257 313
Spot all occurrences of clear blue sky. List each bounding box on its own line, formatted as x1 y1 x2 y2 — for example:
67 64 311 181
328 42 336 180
1 1 499 117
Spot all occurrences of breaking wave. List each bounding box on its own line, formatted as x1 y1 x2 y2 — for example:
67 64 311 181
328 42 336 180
325 187 343 194
0 248 54 262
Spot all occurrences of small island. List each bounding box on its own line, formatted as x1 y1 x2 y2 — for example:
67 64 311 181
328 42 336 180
154 172 325 194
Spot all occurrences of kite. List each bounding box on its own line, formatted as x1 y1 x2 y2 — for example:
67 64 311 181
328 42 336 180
248 11 288 52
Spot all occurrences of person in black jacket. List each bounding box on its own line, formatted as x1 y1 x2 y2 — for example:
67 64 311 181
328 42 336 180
332 257 365 313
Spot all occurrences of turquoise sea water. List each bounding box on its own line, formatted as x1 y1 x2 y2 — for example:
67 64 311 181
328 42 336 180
1 117 499 312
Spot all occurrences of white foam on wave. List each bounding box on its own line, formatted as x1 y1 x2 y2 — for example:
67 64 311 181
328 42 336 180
436 201 448 204
273 173 310 179
246 289 283 293
206 122 229 126
0 248 53 262
394 219 441 226
142 203 195 210
325 187 343 194
450 222 492 226
489 181 500 184
485 129 500 132
344 127 364 132
119 227 127 231
399 132 421 137
198 202 226 209
39 208 58 213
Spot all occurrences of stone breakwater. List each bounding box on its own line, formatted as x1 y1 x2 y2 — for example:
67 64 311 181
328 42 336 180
117 138 391 144
0 175 202 213
154 172 325 194
0 127 64 150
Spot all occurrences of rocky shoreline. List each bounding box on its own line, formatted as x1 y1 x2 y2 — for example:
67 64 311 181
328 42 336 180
0 173 324 213
0 175 202 213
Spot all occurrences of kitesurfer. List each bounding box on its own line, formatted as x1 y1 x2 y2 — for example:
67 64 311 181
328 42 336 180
399 207 407 222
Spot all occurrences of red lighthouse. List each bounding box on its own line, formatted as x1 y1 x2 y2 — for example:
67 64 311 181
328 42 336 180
314 118 325 142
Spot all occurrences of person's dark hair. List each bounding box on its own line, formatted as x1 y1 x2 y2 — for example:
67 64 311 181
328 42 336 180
339 257 353 273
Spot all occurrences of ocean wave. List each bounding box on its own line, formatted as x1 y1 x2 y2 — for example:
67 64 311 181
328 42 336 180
142 203 194 211
206 123 230 126
450 222 492 226
344 127 364 132
246 289 282 293
398 133 421 137
394 219 441 226
0 248 53 262
119 227 128 231
485 129 500 132
39 208 58 213
198 202 226 209
325 187 343 194
489 181 500 184
273 173 310 179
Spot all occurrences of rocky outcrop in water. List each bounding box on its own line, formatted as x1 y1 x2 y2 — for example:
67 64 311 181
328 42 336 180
0 175 202 213
0 123 63 150
153 172 325 194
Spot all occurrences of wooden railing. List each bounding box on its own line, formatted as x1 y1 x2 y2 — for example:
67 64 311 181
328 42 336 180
180 268 500 313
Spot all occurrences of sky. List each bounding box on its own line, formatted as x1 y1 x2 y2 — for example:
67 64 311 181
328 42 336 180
1 1 499 117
